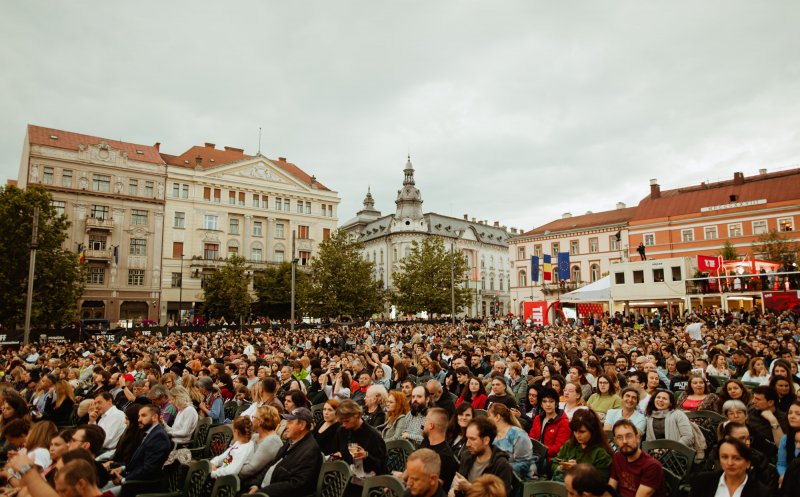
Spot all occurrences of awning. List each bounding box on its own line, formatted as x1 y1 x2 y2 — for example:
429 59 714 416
560 276 611 302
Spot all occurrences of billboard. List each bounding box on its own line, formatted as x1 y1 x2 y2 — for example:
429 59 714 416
522 301 548 326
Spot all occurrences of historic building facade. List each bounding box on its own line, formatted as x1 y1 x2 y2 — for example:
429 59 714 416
18 125 167 323
342 157 511 317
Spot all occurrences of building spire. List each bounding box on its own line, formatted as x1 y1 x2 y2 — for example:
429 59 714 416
403 155 415 186
396 155 423 221
363 185 375 210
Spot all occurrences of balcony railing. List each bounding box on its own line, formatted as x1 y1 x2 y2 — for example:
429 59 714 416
85 218 114 231
540 281 588 295
85 249 113 260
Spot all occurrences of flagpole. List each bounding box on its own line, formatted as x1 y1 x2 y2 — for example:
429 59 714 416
23 207 39 346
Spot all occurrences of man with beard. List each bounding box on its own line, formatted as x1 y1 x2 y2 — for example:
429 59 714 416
451 416 513 493
110 404 172 486
402 386 429 446
608 419 665 497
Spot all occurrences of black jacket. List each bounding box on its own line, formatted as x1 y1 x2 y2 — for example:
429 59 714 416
457 445 514 492
333 421 388 475
124 424 172 481
688 471 769 497
703 446 775 492
260 432 323 497
420 439 459 490
434 394 456 418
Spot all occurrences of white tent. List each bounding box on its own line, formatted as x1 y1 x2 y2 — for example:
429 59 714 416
560 275 611 302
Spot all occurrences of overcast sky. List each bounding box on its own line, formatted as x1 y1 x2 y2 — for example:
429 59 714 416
2 1 799 231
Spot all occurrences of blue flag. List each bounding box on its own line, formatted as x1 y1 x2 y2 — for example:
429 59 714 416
557 252 570 281
531 256 539 284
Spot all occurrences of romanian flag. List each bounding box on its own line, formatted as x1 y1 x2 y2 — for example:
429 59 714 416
543 254 552 282
78 244 86 264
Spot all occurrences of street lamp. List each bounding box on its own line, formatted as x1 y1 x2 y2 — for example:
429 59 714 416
178 253 184 325
450 230 464 325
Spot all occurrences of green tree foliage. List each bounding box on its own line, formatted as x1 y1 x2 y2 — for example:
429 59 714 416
718 240 739 260
752 229 799 263
202 255 252 321
0 185 85 329
252 262 309 319
302 229 384 319
393 237 471 316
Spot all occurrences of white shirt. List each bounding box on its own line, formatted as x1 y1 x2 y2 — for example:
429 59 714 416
96 405 126 449
686 323 702 341
210 440 254 478
714 473 748 497
166 406 199 444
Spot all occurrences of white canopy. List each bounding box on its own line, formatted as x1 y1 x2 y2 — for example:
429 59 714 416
560 276 611 302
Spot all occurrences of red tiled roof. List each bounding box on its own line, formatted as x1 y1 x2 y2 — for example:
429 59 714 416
521 207 636 236
6 180 18 187
27 125 165 165
631 168 800 221
272 156 329 191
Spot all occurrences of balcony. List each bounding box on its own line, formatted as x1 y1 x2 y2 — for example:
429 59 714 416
85 249 113 261
85 218 114 231
541 281 587 295
189 258 225 269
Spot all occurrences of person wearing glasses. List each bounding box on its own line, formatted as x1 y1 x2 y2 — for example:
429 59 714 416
609 419 666 497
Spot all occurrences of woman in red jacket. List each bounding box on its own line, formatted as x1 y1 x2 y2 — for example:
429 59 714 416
456 376 488 410
529 386 571 473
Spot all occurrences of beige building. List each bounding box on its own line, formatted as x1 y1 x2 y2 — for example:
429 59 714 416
160 143 340 324
18 125 167 323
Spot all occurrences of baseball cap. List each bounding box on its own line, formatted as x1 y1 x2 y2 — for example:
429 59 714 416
282 407 313 425
123 373 135 384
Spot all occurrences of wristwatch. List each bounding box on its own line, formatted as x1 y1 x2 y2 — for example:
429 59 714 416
17 464 36 477
770 422 779 430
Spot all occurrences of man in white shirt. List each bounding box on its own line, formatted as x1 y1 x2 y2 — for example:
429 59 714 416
89 392 126 452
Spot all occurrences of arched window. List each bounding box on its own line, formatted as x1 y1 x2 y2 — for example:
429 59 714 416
518 270 527 287
590 264 600 282
572 265 581 283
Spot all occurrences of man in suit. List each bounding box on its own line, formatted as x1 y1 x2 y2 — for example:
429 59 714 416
110 404 172 485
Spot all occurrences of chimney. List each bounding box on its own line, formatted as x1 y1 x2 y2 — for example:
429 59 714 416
493 221 500 227
562 212 572 219
204 143 216 149
310 175 317 185
463 214 468 220
471 217 476 223
733 171 745 185
153 142 160 151
759 168 767 175
649 178 660 199
585 211 593 215
278 157 287 162
224 146 244 154
616 202 626 209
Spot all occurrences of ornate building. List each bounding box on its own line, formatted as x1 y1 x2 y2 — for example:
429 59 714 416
342 157 511 317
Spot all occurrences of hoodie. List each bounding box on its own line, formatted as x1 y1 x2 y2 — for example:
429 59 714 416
456 445 514 492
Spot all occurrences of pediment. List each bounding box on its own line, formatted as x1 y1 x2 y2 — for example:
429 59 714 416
205 157 311 191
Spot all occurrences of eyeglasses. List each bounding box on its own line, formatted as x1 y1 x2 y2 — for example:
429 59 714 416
70 437 83 443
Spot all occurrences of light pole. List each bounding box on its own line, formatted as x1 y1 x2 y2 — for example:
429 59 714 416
450 230 463 325
23 207 40 346
178 253 184 325
290 230 297 333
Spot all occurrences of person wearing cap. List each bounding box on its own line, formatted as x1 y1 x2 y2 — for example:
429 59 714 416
249 407 322 497
332 399 388 493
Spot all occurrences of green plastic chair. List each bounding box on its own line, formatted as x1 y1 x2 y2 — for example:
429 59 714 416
474 409 488 418
529 438 548 460
223 401 239 421
522 480 567 497
316 459 351 497
311 403 326 427
361 475 405 497
686 410 726 454
642 439 696 482
385 439 415 473
210 474 239 497
192 424 233 460
139 460 210 497
187 417 212 452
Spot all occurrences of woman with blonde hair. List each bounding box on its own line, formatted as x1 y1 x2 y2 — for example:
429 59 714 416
167 386 199 444
382 390 411 442
24 420 58 468
160 372 178 391
240 406 282 486
43 380 75 427
181 374 206 407
464 474 507 497
363 385 388 428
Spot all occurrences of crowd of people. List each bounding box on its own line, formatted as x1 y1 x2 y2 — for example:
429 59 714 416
0 307 798 497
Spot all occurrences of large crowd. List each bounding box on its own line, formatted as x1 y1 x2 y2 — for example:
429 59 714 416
0 307 798 497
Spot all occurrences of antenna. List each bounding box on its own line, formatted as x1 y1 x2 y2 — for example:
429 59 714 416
257 127 262 154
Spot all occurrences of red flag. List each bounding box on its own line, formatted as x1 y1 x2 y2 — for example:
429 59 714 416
697 255 719 272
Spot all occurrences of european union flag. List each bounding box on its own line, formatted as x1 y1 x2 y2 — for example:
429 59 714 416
531 256 539 283
557 252 570 281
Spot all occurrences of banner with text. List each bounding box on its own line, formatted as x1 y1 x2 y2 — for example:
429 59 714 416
523 301 549 326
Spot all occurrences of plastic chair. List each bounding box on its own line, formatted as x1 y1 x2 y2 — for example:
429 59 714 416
223 401 239 421
474 409 488 418
187 417 212 453
686 410 726 453
522 480 568 497
120 463 183 497
642 439 696 482
361 475 405 497
316 459 351 497
385 439 415 473
529 438 548 460
210 474 239 497
311 403 326 427
139 460 210 497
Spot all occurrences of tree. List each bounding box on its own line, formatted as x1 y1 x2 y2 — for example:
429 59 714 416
0 185 85 330
252 262 309 319
202 255 252 321
302 229 384 319
718 240 738 260
393 237 471 316
752 230 799 263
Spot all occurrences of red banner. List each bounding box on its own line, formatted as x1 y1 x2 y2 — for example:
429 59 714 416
697 255 721 272
523 301 548 326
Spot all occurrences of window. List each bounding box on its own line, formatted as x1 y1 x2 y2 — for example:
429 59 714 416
283 199 290 211
89 235 106 250
127 269 145 286
229 218 240 235
570 240 579 255
518 271 527 287
203 187 211 201
779 217 794 232
305 202 311 214
609 235 620 251
171 272 182 288
704 226 718 240
173 212 185 228
253 221 262 236
534 245 542 258
728 223 742 237
572 265 581 282
182 184 189 198
298 225 310 239
91 205 109 220
590 264 600 282
131 209 148 226
227 245 238 258
172 242 183 258
93 174 110 192
251 247 262 262
42 167 54 184
275 250 285 263
144 181 154 197
252 195 260 208
653 268 665 282
130 239 146 256
88 266 105 285
551 243 560 257
262 195 268 209
752 220 768 235
518 247 526 260
172 183 180 197
203 215 218 230
238 192 245 206
643 233 655 246
275 198 282 210
299 250 311 266
213 188 221 203
321 204 327 216
323 228 331 241
633 270 644 284
681 229 694 242
614 272 625 285
229 191 236 205
61 170 72 187
204 243 220 259
128 179 138 196
589 238 598 253
671 266 682 281
276 223 285 238
297 200 303 213
327 205 333 217
51 200 65 216
201 273 213 289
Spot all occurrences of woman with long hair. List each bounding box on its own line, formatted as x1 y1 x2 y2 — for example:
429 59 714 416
43 380 76 426
456 376 488 410
382 390 411 442
446 402 474 459
392 363 409 390
717 379 752 412
167 386 199 445
240 406 282 486
1 394 30 438
677 372 719 412
777 401 800 488
371 365 391 390
107 404 145 468
586 374 621 422
706 352 731 378
488 403 534 480
742 357 770 385
24 420 58 469
551 409 613 482
181 374 206 407
283 390 310 412
307 368 329 405
567 364 593 400
42 428 72 485
771 376 795 414
645 389 695 449
561 382 589 421
313 399 341 455
198 376 224 424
